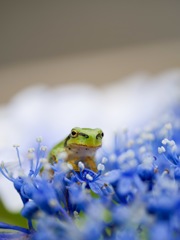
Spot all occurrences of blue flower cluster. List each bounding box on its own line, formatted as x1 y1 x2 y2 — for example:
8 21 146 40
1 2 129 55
0 111 180 240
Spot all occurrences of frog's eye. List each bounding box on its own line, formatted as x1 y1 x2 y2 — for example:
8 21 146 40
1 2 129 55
71 130 78 138
96 132 104 139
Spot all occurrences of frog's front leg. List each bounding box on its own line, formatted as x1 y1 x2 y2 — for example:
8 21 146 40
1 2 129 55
83 156 97 172
66 157 80 171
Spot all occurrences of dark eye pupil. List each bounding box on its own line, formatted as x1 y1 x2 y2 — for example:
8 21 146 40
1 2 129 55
102 132 104 137
72 131 77 136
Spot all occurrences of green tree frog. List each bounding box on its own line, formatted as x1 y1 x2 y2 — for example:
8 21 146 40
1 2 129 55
48 127 104 172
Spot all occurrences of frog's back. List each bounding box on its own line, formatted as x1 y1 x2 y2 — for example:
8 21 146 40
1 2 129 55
48 139 65 164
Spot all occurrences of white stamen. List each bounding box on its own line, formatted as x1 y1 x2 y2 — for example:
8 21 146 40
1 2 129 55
164 123 172 130
169 140 175 147
86 174 93 181
97 163 105 171
171 145 177 152
104 172 109 176
43 163 51 170
28 148 35 153
128 159 137 167
109 154 116 162
40 158 48 163
82 182 87 189
158 146 166 154
49 199 58 207
57 152 68 160
118 154 125 163
40 146 47 151
60 162 69 172
73 211 79 218
141 132 155 141
127 140 134 147
142 155 154 165
136 137 144 145
13 144 20 148
67 163 73 170
18 169 25 177
78 161 84 170
27 152 35 160
36 137 43 143
162 138 169 145
126 149 135 158
102 157 108 164
0 161 4 168
40 158 50 170
139 146 146 154
27 148 35 159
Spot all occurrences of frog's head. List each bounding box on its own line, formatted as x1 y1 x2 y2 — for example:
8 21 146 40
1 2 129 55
65 127 104 149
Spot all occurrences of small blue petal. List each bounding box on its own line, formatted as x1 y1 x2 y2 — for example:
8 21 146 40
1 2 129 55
21 201 39 219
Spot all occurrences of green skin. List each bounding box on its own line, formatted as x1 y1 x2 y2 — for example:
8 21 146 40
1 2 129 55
48 127 104 172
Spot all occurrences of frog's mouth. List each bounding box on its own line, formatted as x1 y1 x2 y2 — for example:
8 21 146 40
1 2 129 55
66 144 101 156
68 143 102 149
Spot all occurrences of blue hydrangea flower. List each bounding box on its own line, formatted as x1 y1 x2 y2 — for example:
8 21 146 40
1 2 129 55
0 109 180 239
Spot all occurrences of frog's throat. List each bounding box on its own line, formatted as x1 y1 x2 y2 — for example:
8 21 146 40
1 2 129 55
66 143 102 149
